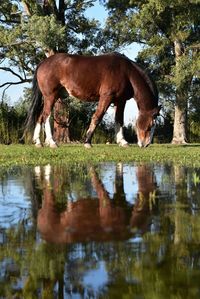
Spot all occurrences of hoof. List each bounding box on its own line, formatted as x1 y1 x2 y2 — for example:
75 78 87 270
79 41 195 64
35 143 43 148
118 142 129 147
121 143 129 148
49 143 58 149
84 143 92 149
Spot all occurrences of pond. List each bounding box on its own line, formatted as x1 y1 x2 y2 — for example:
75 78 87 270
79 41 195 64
1 162 200 299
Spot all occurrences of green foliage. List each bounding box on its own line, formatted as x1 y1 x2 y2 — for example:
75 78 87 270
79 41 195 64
0 100 26 144
192 172 200 186
154 113 173 143
188 121 200 143
23 15 66 52
103 0 200 119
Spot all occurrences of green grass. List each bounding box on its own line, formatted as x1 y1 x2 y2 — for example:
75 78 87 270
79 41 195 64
0 143 200 167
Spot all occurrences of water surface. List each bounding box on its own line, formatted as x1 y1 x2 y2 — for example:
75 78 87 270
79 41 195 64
0 162 200 298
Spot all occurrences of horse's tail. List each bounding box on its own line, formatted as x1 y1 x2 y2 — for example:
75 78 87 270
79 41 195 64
23 68 43 136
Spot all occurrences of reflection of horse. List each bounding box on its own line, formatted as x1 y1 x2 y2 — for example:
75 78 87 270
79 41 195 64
36 164 157 244
24 52 161 148
37 165 131 243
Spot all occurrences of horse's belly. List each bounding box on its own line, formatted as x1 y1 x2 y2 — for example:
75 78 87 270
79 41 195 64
65 85 99 101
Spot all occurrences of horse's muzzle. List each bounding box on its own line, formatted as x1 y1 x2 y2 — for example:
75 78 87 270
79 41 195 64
138 140 150 148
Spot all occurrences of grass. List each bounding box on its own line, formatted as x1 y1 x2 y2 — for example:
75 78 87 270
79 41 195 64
0 143 200 167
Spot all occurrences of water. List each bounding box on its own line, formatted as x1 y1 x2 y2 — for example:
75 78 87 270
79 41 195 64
0 162 200 298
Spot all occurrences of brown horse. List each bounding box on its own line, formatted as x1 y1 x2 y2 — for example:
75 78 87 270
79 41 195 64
25 52 161 148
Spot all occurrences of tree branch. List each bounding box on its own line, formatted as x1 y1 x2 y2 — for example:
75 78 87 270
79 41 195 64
1 40 33 48
1 84 12 102
43 0 59 18
0 79 31 89
58 0 65 24
0 18 20 24
21 1 32 16
0 67 25 82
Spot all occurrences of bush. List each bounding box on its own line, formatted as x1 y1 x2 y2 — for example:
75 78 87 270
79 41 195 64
0 102 26 144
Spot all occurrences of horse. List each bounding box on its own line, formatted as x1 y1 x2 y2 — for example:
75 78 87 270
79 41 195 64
24 52 161 148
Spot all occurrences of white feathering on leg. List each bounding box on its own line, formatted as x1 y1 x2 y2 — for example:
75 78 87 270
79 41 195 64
33 122 41 146
44 115 57 147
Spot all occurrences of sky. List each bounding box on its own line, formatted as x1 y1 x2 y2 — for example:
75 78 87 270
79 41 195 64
0 1 141 124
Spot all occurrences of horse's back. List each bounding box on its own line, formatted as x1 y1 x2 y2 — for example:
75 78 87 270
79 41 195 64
36 52 133 101
38 52 131 77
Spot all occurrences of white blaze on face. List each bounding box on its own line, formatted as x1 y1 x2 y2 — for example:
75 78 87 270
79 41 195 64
137 121 156 148
137 139 143 148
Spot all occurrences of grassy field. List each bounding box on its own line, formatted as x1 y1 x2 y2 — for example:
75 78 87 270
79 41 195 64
0 143 200 167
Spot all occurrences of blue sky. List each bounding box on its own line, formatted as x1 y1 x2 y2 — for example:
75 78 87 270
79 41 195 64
0 1 141 123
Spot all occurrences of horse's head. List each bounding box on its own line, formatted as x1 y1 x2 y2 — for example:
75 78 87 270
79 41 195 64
136 105 161 148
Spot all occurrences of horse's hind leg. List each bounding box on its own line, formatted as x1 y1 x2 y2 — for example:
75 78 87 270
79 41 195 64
84 97 111 148
43 96 57 148
115 101 128 147
33 114 43 147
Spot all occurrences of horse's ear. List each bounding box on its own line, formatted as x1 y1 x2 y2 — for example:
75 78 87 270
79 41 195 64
152 105 162 118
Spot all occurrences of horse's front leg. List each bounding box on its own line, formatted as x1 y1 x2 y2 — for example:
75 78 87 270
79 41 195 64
115 101 128 147
84 98 111 148
44 115 57 148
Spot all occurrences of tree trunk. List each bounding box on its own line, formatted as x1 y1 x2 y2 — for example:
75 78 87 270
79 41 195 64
53 102 71 143
172 91 188 144
53 98 70 143
172 39 188 144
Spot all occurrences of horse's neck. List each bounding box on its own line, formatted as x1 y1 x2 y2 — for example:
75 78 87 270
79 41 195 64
130 64 158 111
136 93 157 112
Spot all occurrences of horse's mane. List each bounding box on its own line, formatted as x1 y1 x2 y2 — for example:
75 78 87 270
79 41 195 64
110 52 158 101
131 60 159 100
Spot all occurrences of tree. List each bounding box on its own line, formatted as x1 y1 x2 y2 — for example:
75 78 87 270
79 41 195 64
0 0 107 143
102 0 200 144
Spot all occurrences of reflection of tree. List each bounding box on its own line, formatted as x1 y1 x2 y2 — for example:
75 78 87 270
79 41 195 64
23 243 66 299
125 164 200 299
173 165 189 245
131 164 157 232
113 163 126 203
